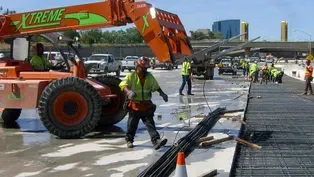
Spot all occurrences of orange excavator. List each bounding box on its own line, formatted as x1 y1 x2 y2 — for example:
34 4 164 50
0 0 192 138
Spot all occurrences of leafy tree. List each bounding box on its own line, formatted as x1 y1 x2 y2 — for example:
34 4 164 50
0 6 16 15
213 32 223 39
189 29 215 40
63 30 80 40
80 29 103 45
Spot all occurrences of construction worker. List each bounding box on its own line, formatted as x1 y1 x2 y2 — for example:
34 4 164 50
241 59 248 76
30 43 52 71
303 60 313 95
249 61 259 82
260 63 268 84
179 57 194 96
119 56 168 149
268 63 276 81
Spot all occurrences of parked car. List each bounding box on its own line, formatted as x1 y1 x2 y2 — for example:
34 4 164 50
266 55 274 63
84 54 122 76
218 58 238 75
0 53 4 59
150 58 178 70
43 51 76 66
121 56 138 72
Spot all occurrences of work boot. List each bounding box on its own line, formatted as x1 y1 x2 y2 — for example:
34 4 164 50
187 93 194 96
302 92 307 95
127 141 134 148
308 92 314 95
153 138 168 150
179 92 184 96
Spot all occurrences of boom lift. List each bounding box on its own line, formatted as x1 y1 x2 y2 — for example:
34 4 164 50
0 0 192 138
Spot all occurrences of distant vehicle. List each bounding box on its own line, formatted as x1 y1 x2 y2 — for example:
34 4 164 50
121 56 138 72
150 58 178 70
218 58 238 75
250 57 260 63
43 51 76 66
84 54 122 76
0 53 4 58
266 55 274 63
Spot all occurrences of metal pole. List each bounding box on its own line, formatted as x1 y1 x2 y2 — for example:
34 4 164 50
310 35 312 55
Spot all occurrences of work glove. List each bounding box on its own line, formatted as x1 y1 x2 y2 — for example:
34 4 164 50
126 90 136 99
160 92 168 102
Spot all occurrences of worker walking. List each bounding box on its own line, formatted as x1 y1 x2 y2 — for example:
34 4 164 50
30 43 52 71
119 57 169 150
303 60 313 95
179 57 194 96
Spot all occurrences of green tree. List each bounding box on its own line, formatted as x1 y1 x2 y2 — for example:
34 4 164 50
189 29 215 40
63 30 80 40
0 6 16 15
213 32 223 39
80 29 103 45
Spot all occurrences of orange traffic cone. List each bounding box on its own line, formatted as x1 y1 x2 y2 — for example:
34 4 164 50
174 152 188 177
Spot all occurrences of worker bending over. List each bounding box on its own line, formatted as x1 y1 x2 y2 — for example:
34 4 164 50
260 63 268 84
30 43 52 71
119 57 168 149
249 61 259 82
303 60 313 95
268 63 276 81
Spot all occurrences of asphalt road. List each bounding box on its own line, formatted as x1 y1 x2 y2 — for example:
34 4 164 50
0 68 249 177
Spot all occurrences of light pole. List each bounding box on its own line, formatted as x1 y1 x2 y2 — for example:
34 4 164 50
293 29 312 55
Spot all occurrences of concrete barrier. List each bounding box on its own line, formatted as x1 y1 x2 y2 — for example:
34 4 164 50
275 61 311 82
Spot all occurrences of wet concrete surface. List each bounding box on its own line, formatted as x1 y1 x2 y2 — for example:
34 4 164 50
0 67 249 177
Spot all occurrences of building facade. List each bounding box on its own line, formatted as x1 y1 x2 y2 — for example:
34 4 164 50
212 19 241 39
281 21 288 42
241 21 249 42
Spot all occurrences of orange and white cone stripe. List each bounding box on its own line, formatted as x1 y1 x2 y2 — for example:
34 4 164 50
174 152 188 177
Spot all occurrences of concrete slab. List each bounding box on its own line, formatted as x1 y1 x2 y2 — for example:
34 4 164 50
0 68 249 177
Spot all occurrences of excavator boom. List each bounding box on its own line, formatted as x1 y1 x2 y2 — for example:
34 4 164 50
0 0 192 63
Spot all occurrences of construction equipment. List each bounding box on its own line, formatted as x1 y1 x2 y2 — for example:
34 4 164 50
190 35 260 80
0 0 192 138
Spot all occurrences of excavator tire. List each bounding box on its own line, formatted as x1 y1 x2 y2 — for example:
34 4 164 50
38 77 102 139
2 109 22 125
95 76 128 126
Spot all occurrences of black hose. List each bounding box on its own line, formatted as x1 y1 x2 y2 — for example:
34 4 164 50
138 107 225 177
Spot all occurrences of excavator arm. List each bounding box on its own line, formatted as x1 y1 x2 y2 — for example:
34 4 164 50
0 0 192 63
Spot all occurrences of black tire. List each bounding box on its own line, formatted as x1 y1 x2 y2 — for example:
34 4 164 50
2 109 22 125
204 75 209 80
104 67 108 74
116 67 121 77
95 76 127 126
209 76 214 80
121 67 125 72
218 70 222 75
128 69 132 72
38 77 102 139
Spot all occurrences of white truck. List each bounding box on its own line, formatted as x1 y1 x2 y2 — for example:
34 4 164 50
84 54 122 76
121 56 138 72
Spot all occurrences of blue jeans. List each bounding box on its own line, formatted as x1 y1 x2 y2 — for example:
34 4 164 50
179 75 192 94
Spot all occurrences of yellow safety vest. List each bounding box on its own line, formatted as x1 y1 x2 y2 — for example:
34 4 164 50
30 55 52 70
181 61 191 76
119 72 160 101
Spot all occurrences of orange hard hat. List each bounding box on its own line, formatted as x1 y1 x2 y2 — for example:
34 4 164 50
137 56 151 68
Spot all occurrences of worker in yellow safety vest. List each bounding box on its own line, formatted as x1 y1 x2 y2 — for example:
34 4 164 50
179 57 194 96
303 60 313 95
30 43 52 71
119 56 168 149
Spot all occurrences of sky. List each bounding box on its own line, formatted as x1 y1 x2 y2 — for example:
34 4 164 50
1 0 314 41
